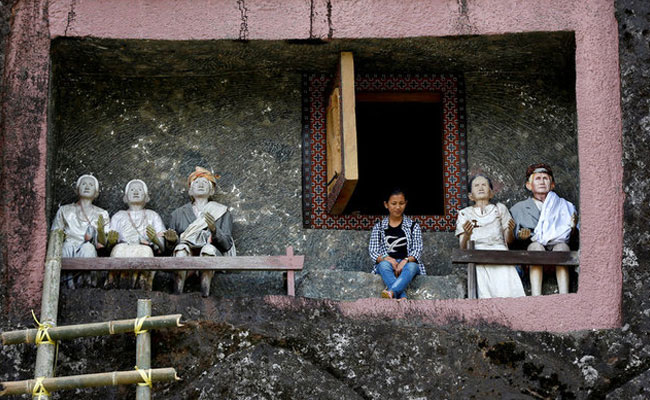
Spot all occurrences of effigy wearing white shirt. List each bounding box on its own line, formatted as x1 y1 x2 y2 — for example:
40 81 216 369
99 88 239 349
51 203 110 257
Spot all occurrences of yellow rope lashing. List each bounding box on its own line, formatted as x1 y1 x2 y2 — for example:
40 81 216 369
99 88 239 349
135 366 153 387
32 377 50 399
31 310 55 346
134 315 150 336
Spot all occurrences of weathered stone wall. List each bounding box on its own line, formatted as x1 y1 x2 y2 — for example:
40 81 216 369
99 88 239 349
619 0 650 333
0 0 12 316
466 71 578 207
50 34 577 284
0 0 49 313
0 0 14 315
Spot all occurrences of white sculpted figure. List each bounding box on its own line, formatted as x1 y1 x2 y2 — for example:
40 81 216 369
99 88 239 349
51 174 110 288
510 163 578 296
456 175 525 298
105 179 166 290
165 167 235 297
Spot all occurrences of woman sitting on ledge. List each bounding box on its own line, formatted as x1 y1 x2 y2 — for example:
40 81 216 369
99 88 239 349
368 188 426 300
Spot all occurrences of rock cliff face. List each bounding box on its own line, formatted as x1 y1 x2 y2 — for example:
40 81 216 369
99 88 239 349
0 0 17 318
1 289 647 399
1 0 650 399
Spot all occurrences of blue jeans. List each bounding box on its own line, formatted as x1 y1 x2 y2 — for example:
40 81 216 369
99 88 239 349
376 260 420 299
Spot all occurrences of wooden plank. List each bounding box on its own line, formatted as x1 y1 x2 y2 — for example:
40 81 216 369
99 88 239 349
326 87 342 197
340 51 358 183
355 92 442 103
62 255 304 271
451 249 579 266
327 51 358 215
286 271 295 297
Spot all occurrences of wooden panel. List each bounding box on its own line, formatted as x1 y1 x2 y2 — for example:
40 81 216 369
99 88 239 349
451 249 580 266
326 51 359 215
62 255 305 271
326 87 341 196
340 51 358 183
355 92 442 103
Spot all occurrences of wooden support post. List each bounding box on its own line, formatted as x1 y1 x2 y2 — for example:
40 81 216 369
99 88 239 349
136 299 152 400
32 230 64 400
286 247 295 297
467 241 477 299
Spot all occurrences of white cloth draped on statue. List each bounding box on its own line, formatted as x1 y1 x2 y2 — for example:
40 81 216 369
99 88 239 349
532 191 576 246
179 201 236 256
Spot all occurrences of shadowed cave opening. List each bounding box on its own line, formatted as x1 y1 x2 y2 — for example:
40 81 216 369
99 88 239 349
48 32 578 296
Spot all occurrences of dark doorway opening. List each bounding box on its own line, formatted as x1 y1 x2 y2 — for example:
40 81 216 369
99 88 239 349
342 92 445 216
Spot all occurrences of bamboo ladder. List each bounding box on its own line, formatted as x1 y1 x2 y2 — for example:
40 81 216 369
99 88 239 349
0 230 181 399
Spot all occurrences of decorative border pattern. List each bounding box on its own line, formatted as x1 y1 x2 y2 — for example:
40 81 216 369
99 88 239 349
302 73 467 231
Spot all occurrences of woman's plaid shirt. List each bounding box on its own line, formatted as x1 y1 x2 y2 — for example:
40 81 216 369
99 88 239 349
368 216 426 275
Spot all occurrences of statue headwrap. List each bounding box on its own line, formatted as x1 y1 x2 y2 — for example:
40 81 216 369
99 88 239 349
187 166 220 188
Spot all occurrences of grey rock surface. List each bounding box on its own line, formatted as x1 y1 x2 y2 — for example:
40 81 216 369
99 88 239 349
0 0 16 320
297 269 466 301
618 0 650 335
605 367 650 399
1 289 647 399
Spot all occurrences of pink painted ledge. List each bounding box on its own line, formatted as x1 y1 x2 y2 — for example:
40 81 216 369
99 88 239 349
265 292 619 333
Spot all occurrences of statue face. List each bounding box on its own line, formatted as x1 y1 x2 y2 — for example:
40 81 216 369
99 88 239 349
469 176 493 202
190 177 213 197
78 176 98 199
126 181 146 204
526 172 555 196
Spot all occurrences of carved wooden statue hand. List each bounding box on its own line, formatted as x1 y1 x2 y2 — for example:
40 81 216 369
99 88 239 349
204 212 217 233
97 215 106 246
146 225 163 248
462 220 474 237
163 229 178 244
107 230 119 247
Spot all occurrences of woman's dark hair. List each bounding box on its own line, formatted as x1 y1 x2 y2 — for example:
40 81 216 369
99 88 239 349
385 187 407 201
468 174 494 193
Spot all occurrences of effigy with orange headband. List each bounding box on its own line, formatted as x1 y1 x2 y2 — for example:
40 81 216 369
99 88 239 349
187 166 220 188
168 165 235 297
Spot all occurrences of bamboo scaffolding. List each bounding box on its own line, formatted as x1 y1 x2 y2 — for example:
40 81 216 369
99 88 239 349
32 229 65 400
0 231 184 399
2 314 183 345
0 368 179 396
136 299 152 400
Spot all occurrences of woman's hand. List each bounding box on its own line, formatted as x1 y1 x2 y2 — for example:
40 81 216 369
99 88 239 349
383 256 398 269
394 259 408 277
